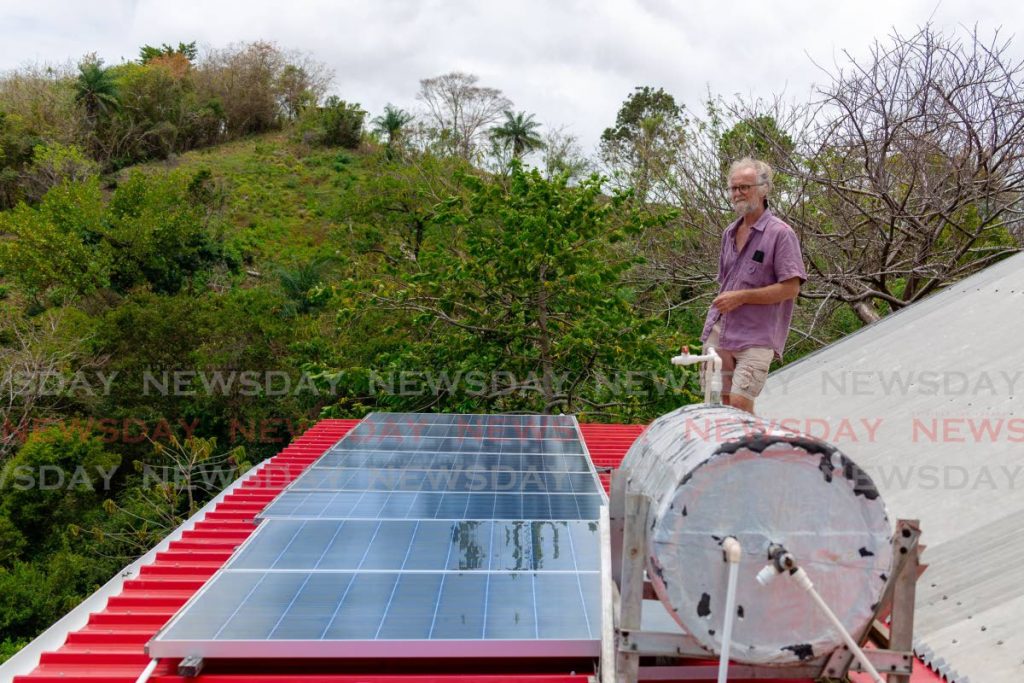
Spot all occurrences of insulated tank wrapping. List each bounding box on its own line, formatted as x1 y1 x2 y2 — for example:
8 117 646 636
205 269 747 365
620 404 893 666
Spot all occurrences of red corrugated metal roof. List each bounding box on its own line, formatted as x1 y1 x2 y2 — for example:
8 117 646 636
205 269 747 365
11 419 944 683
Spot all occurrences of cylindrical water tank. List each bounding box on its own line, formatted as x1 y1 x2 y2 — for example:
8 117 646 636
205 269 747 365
620 404 893 666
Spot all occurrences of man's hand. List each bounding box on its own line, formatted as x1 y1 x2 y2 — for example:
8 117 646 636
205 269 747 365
712 289 748 313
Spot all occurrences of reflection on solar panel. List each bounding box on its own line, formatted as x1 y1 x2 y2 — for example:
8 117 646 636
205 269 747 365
148 413 604 660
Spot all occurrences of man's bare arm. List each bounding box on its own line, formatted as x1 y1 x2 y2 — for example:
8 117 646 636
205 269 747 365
712 277 801 312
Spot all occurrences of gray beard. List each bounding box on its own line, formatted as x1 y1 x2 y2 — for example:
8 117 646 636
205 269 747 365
733 200 757 216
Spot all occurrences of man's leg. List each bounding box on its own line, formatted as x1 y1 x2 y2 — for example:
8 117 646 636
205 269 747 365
727 347 774 414
728 393 755 413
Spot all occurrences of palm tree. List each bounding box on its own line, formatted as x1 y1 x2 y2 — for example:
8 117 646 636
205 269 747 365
491 110 545 160
74 58 120 123
372 104 414 159
276 256 337 315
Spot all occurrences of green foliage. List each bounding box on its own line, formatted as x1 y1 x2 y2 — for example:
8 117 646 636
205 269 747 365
22 142 99 203
91 435 251 558
600 86 687 198
0 427 121 554
1 637 27 663
0 177 111 300
299 96 365 148
74 58 120 122
0 110 40 209
0 168 232 300
105 59 220 164
276 64 318 120
0 515 27 566
94 286 312 458
491 110 544 159
601 86 685 146
367 163 679 415
718 114 795 171
139 41 198 64
372 104 414 159
341 151 469 262
0 551 118 658
103 169 231 293
276 256 336 315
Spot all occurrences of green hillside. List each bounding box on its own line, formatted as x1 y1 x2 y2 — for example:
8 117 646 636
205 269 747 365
0 119 700 663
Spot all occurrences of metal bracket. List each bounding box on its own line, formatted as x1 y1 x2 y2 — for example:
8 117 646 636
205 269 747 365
618 630 712 658
177 655 204 678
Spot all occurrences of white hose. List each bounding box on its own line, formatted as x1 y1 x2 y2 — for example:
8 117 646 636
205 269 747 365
134 659 158 683
718 537 742 683
792 567 883 683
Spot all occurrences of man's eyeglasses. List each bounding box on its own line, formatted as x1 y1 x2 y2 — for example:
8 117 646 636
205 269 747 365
727 182 766 194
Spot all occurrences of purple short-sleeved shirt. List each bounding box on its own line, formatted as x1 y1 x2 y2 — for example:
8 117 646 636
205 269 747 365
700 208 807 359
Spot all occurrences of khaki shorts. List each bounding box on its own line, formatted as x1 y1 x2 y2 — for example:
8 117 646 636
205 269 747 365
701 323 774 401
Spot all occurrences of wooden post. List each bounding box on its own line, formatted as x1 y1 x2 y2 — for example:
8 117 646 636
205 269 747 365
609 469 627 587
616 492 649 683
887 520 921 683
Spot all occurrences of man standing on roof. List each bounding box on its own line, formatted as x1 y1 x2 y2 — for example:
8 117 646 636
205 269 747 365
691 158 807 414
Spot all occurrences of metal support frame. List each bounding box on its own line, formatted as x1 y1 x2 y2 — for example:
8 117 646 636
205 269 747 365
602 473 924 682
819 519 926 682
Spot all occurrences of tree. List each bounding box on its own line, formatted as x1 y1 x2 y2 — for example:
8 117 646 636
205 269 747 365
0 427 121 550
491 110 544 160
276 63 331 120
540 125 590 182
139 41 198 64
791 25 1024 323
0 168 231 301
0 176 111 301
74 57 120 124
0 110 38 209
600 86 687 200
344 151 469 263
299 96 365 148
717 114 796 177
194 41 331 136
368 164 674 414
93 435 248 558
372 104 414 159
105 59 195 163
417 72 511 161
0 63 83 148
0 307 104 459
21 143 99 203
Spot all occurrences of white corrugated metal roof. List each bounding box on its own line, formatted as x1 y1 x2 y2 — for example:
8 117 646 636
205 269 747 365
759 251 1024 683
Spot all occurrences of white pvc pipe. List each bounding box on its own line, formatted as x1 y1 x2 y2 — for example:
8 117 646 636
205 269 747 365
134 659 158 683
792 567 884 683
671 347 723 405
717 537 742 683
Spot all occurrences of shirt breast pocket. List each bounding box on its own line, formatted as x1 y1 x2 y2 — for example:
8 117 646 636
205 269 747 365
742 262 771 287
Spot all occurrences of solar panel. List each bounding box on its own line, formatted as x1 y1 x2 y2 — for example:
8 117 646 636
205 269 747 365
259 491 604 520
315 450 592 471
227 519 600 571
155 571 600 653
148 413 605 660
286 467 600 493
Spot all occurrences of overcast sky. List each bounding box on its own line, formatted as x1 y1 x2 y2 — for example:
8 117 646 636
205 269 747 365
1 1 1020 153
